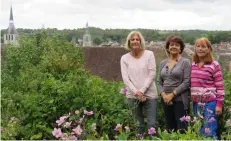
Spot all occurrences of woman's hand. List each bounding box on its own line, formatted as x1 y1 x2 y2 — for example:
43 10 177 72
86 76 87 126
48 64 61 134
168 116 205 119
161 92 167 103
165 93 174 105
136 91 146 102
216 106 222 116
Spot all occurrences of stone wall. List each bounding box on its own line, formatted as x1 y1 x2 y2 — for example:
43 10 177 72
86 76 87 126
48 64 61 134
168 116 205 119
83 47 190 81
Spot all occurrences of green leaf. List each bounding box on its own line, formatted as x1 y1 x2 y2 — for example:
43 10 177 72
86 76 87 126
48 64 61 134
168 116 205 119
30 132 42 140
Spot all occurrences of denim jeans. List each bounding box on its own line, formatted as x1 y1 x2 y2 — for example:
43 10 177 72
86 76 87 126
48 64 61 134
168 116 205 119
127 98 157 134
193 101 218 139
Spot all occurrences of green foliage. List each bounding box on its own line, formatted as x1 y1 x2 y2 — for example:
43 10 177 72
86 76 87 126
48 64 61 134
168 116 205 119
223 70 231 106
1 30 133 139
1 30 231 140
2 28 231 45
1 118 24 140
93 37 102 45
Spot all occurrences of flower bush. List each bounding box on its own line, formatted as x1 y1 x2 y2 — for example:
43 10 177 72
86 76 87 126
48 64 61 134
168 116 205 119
1 30 231 140
51 109 95 140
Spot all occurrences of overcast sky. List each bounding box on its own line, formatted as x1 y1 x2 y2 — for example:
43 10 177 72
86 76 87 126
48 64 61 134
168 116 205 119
1 0 231 30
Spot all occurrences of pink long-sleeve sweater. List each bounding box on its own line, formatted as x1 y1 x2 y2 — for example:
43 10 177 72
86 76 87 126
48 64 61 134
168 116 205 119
190 61 225 108
120 50 158 99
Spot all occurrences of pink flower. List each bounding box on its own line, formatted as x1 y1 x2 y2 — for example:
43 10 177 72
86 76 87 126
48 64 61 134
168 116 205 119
208 117 216 123
68 136 78 140
185 116 191 122
180 116 186 122
120 88 128 95
148 127 156 135
114 124 122 131
164 129 168 134
72 125 82 136
61 133 68 140
125 126 130 132
52 128 63 138
84 110 94 116
226 119 231 127
198 102 205 107
56 116 67 126
204 128 211 134
64 121 72 128
180 116 190 122
91 123 96 131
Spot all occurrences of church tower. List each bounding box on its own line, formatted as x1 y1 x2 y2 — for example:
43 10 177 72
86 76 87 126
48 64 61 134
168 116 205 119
82 22 92 47
4 5 19 46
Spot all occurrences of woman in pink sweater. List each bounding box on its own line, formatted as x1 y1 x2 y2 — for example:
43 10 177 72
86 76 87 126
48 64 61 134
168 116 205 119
120 31 158 136
191 37 225 139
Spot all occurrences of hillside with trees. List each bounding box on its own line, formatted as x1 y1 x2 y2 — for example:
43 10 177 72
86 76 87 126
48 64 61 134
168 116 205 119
1 28 231 45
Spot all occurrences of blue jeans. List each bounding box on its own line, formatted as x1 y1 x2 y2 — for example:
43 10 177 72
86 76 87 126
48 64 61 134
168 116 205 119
127 98 157 134
193 101 218 139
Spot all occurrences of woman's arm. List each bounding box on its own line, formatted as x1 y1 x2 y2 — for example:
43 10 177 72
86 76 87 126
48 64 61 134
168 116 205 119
120 56 137 94
139 52 156 94
173 59 191 96
213 63 225 108
157 60 165 95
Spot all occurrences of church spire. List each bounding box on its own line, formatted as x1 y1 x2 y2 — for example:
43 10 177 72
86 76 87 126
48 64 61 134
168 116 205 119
84 22 89 34
82 22 92 47
4 4 19 46
6 4 17 34
10 5 13 21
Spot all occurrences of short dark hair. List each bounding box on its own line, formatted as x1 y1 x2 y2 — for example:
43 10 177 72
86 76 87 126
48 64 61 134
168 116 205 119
165 36 185 54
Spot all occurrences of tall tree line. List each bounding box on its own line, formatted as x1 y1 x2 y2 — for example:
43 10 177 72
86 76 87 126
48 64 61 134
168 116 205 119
1 28 231 45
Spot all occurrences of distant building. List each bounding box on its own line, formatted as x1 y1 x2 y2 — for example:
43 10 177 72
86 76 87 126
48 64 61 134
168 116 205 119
82 22 92 47
77 38 83 47
4 5 19 46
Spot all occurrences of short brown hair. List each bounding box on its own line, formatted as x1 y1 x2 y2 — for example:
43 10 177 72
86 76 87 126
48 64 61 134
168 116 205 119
193 37 214 64
165 36 185 54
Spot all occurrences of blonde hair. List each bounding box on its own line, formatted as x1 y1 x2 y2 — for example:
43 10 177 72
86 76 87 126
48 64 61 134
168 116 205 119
124 31 146 50
193 37 214 64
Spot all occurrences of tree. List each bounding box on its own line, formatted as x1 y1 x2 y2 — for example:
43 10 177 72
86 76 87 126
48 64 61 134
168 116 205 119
93 37 102 45
207 33 214 44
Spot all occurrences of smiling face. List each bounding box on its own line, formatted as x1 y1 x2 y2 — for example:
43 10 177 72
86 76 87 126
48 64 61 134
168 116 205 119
195 40 210 58
165 36 184 56
129 34 141 49
193 38 214 64
168 42 181 55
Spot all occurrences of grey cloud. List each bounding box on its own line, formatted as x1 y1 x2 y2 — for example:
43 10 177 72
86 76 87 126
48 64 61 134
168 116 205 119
1 0 231 30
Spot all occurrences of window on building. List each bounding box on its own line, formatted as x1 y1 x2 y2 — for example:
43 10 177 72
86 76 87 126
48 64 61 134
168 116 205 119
6 35 8 40
9 35 11 40
11 35 13 40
